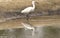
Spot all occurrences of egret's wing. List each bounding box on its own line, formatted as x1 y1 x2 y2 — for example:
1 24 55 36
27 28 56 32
23 7 32 11
21 7 32 13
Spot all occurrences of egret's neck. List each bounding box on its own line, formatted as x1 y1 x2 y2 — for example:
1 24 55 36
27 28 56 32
32 3 35 9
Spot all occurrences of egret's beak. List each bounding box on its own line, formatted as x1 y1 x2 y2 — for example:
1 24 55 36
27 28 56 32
36 2 39 4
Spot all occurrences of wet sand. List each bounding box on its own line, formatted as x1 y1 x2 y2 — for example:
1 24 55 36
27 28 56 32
0 15 60 30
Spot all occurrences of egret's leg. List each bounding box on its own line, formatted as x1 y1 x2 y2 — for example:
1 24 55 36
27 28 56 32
26 14 29 21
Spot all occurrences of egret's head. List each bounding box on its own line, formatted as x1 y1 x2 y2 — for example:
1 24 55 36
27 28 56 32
32 1 35 4
32 1 39 4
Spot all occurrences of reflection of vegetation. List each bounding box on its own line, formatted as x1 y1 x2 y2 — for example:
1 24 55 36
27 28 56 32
0 30 6 35
42 26 60 38
43 26 60 35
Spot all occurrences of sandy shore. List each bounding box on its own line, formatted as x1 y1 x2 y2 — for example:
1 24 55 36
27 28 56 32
0 15 60 30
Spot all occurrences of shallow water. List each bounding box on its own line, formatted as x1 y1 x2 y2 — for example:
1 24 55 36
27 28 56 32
0 26 60 38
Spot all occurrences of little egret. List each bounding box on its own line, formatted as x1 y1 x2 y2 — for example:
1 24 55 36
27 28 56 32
21 1 38 20
21 22 35 35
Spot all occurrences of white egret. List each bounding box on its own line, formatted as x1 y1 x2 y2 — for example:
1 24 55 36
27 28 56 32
21 1 38 20
21 22 35 36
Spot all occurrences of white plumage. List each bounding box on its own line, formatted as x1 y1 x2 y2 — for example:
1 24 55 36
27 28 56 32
21 1 35 13
21 7 34 13
21 22 34 30
21 22 35 35
21 1 36 20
